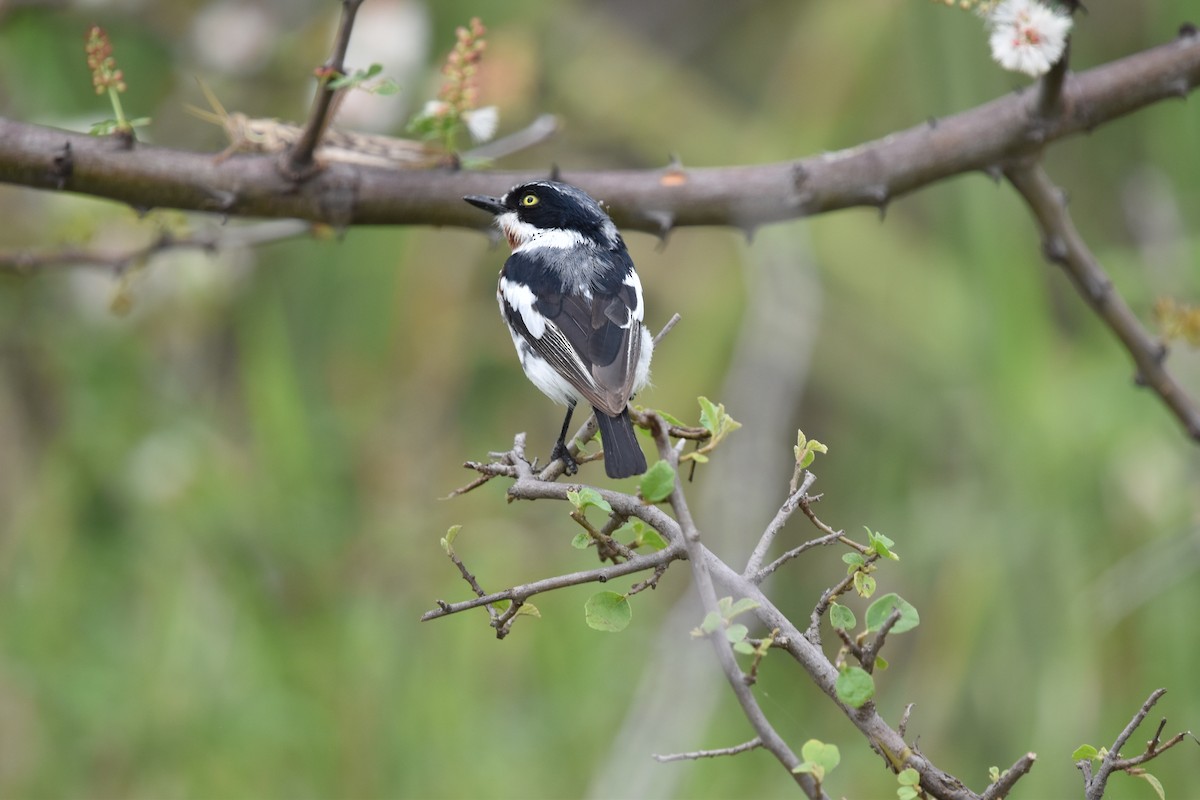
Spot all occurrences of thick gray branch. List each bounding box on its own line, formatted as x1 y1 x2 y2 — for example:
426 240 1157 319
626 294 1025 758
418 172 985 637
0 31 1197 231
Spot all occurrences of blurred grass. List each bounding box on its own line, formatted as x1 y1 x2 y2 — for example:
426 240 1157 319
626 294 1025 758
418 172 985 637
1 1 1199 798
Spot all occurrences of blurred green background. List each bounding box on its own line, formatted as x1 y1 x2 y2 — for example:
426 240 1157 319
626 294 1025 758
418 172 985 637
1 1 1198 798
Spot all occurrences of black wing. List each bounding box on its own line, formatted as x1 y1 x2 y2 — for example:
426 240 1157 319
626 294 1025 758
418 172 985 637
501 249 643 416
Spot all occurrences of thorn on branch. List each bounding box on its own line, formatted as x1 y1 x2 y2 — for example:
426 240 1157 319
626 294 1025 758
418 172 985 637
51 142 73 189
898 703 914 739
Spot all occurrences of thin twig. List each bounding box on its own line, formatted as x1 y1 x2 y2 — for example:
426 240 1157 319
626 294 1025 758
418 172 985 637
570 510 636 562
627 563 669 597
806 553 879 645
745 629 778 686
861 607 904 674
284 0 365 177
421 544 683 622
653 737 763 763
0 219 309 276
652 312 682 346
1005 162 1200 442
980 752 1038 800
1081 688 1196 800
743 471 817 579
751 528 843 585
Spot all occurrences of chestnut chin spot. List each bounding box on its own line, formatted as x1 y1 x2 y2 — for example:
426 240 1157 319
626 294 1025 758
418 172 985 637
506 232 519 250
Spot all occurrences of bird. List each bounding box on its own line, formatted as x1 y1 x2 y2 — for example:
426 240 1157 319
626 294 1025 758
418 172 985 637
464 180 653 479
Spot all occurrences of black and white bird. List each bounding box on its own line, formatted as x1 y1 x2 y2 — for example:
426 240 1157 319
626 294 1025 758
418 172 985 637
465 180 653 479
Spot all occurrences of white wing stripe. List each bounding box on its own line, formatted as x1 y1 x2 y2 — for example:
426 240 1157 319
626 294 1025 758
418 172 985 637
499 278 546 338
623 271 645 323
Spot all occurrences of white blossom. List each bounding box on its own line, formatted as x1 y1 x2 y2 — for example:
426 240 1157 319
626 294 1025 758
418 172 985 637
986 0 1073 77
463 105 499 143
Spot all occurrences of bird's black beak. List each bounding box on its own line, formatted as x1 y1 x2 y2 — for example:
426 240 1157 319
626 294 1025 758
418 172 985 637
464 194 506 215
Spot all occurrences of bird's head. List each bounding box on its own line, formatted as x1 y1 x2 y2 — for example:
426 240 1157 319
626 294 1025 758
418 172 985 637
465 181 620 251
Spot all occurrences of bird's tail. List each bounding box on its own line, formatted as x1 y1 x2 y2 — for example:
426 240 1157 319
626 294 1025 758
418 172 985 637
594 408 647 479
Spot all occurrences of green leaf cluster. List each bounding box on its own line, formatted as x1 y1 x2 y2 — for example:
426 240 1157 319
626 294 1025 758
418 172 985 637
842 551 877 598
693 596 761 654
794 429 828 469
897 767 921 799
793 738 841 785
566 487 612 515
440 524 462 556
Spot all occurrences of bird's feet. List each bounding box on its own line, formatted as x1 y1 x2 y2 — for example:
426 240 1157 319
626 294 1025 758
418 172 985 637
550 440 578 475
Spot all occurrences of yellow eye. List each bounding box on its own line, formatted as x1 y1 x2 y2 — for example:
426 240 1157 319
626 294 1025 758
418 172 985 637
520 194 539 207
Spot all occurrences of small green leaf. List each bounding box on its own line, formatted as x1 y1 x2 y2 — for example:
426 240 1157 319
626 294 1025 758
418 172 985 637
898 767 920 786
867 527 899 560
726 598 762 618
584 591 632 632
1138 771 1165 800
874 655 889 671
571 531 592 549
853 571 876 598
698 396 721 434
639 460 676 503
441 524 462 555
1072 744 1099 761
843 552 867 571
573 487 612 513
725 623 749 643
897 787 919 800
700 611 723 635
495 599 541 619
791 762 822 782
865 593 920 633
688 451 709 463
829 602 856 630
800 739 841 773
372 78 401 95
733 640 756 655
697 396 741 440
794 430 829 469
639 527 669 551
988 766 1001 782
835 666 875 708
654 408 687 427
